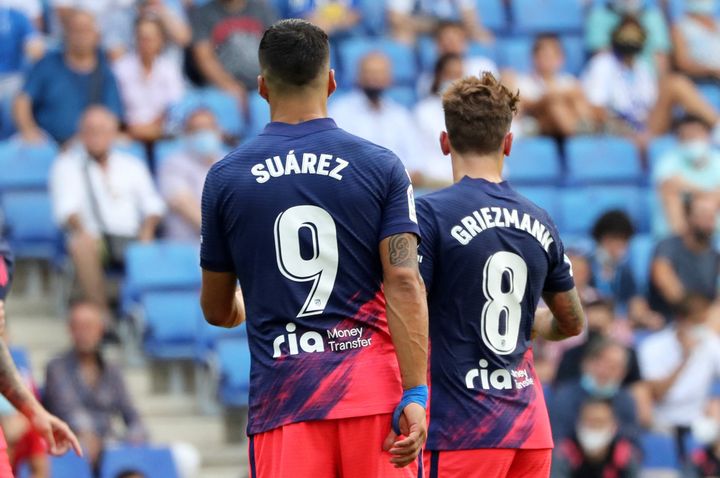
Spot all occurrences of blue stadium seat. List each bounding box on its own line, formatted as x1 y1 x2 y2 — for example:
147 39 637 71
477 0 507 32
514 186 563 230
248 92 271 139
629 234 656 294
510 0 584 34
100 446 179 478
0 140 57 192
195 320 247 365
10 346 31 375
418 36 497 72
358 0 386 35
18 454 92 478
561 35 586 76
641 432 680 470
1 191 63 262
560 186 650 234
565 136 642 185
338 38 417 85
216 336 251 407
504 137 561 185
387 86 417 109
170 88 245 138
698 83 720 111
142 291 202 360
648 134 678 171
497 37 533 73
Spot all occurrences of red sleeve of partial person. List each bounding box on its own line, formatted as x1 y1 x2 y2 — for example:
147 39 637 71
11 429 47 470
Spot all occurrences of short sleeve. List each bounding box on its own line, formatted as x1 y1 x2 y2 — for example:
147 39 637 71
543 225 575 293
200 167 234 272
416 198 437 293
653 238 676 262
379 154 421 242
638 338 670 380
22 57 48 100
581 55 611 107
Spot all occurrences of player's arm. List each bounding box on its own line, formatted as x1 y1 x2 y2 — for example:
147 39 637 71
200 270 245 328
535 288 585 341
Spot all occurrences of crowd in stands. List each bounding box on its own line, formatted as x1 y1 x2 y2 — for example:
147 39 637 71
4 0 720 476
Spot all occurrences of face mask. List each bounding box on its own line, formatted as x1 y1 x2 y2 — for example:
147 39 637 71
692 417 720 445
362 87 384 103
581 374 620 399
687 0 716 14
612 40 643 58
681 140 711 166
577 426 615 453
185 129 222 159
612 0 643 14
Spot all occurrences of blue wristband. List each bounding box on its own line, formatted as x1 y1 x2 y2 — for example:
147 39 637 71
392 385 428 435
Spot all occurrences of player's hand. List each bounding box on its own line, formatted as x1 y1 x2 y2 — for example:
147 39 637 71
382 402 426 468
28 406 83 457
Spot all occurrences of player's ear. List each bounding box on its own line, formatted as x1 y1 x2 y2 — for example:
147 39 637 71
328 69 337 97
258 75 269 102
503 132 513 157
440 131 451 156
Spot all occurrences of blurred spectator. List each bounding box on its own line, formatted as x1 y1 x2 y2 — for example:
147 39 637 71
44 300 147 467
639 294 720 460
549 339 640 443
113 16 184 143
585 0 670 70
649 194 719 319
582 17 720 148
158 109 223 243
567 251 603 304
189 0 275 102
279 0 361 37
551 398 641 478
386 0 492 45
13 9 124 145
49 107 165 312
654 115 720 236
506 34 594 138
413 53 462 188
136 0 192 49
330 52 423 174
672 0 720 81
590 210 663 329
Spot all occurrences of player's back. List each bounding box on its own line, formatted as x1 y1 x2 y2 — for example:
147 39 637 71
201 118 418 435
416 177 574 451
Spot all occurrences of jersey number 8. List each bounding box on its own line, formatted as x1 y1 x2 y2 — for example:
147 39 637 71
274 205 339 318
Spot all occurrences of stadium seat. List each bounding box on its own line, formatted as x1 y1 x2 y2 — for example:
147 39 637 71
565 136 642 185
358 0 386 35
169 88 245 139
142 291 203 360
698 83 720 111
100 446 179 478
629 234 656 294
504 137 561 185
216 336 252 407
196 320 247 365
496 37 533 73
248 92 271 139
1 191 63 262
510 0 584 34
18 454 93 478
641 432 681 470
561 35 586 76
477 0 507 32
417 36 497 72
0 140 57 192
648 134 678 171
560 186 650 235
513 186 563 230
338 37 417 86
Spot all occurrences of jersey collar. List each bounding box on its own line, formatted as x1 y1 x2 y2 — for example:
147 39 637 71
261 118 338 137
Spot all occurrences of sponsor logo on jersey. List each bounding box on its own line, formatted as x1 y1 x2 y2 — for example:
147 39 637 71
272 322 373 358
464 359 535 391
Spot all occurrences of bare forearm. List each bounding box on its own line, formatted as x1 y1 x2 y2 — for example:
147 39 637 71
169 194 202 231
540 288 585 341
193 45 243 93
0 341 39 418
159 11 191 47
13 94 39 133
138 215 161 242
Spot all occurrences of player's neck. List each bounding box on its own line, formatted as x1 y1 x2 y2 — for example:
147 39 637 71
269 95 328 125
451 152 504 184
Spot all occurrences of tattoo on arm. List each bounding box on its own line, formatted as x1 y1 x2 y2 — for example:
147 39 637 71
388 234 418 268
0 341 34 413
543 289 585 340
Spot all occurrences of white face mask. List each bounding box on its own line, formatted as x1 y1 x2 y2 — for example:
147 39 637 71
577 426 615 453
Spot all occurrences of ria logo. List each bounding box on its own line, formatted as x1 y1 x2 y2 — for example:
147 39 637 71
272 323 325 358
464 360 534 390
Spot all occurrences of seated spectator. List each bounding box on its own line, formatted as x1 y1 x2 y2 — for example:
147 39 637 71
413 53 463 188
330 52 422 174
654 115 720 236
113 16 184 143
649 194 719 319
567 250 603 305
159 109 223 243
49 107 165 313
590 210 663 329
13 9 124 145
585 0 670 70
549 339 640 443
551 398 641 478
386 0 492 45
44 300 148 467
582 17 719 148
189 0 275 102
280 0 361 37
506 34 594 138
136 0 192 49
639 294 720 460
672 0 720 81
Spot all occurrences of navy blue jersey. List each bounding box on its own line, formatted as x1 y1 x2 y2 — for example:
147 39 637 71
201 118 420 435
417 177 574 451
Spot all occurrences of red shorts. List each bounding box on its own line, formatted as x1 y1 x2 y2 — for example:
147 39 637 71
249 414 420 478
423 448 551 478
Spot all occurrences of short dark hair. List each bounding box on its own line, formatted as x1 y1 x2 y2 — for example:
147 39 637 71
258 19 330 90
591 210 635 242
434 20 465 39
532 33 562 55
442 73 519 155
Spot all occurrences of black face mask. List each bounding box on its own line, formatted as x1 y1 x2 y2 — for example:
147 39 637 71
362 87 384 103
612 41 643 58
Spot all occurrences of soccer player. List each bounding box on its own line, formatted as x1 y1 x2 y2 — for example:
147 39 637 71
199 19 428 478
416 73 585 477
